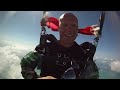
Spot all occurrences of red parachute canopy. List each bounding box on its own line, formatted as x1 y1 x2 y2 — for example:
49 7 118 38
79 27 94 35
41 17 94 35
46 17 59 31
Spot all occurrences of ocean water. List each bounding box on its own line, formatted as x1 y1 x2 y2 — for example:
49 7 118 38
99 69 120 79
95 59 120 79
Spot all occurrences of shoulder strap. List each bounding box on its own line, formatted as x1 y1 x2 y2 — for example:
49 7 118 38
35 34 59 54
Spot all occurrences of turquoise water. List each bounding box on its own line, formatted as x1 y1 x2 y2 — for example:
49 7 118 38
96 60 120 79
99 70 120 79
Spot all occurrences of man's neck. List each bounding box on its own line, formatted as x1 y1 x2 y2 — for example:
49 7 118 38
59 40 74 48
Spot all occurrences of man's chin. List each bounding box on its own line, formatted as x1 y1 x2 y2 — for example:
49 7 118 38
64 36 74 39
61 37 75 44
64 40 74 44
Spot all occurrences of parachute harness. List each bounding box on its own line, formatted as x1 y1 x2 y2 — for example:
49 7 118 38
38 11 105 79
77 11 105 79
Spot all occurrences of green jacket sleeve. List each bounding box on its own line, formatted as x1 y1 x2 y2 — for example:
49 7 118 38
20 51 43 79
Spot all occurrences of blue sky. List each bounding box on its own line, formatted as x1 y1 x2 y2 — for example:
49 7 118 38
0 11 120 60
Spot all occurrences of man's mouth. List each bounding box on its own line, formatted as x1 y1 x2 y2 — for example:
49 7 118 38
65 35 74 37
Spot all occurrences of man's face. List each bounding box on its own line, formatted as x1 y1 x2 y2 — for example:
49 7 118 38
58 14 79 44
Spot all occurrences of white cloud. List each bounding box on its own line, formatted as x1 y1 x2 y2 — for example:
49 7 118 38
0 40 33 79
0 40 12 47
110 60 120 73
104 57 108 60
110 58 113 61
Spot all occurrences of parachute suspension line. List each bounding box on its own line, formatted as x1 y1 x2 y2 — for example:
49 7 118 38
38 11 47 54
93 11 106 47
78 11 106 79
39 11 47 43
39 26 46 44
93 37 99 47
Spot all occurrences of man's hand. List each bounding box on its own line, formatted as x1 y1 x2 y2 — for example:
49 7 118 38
37 76 57 79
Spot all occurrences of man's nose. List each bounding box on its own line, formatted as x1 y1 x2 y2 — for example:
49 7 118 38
66 26 73 32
